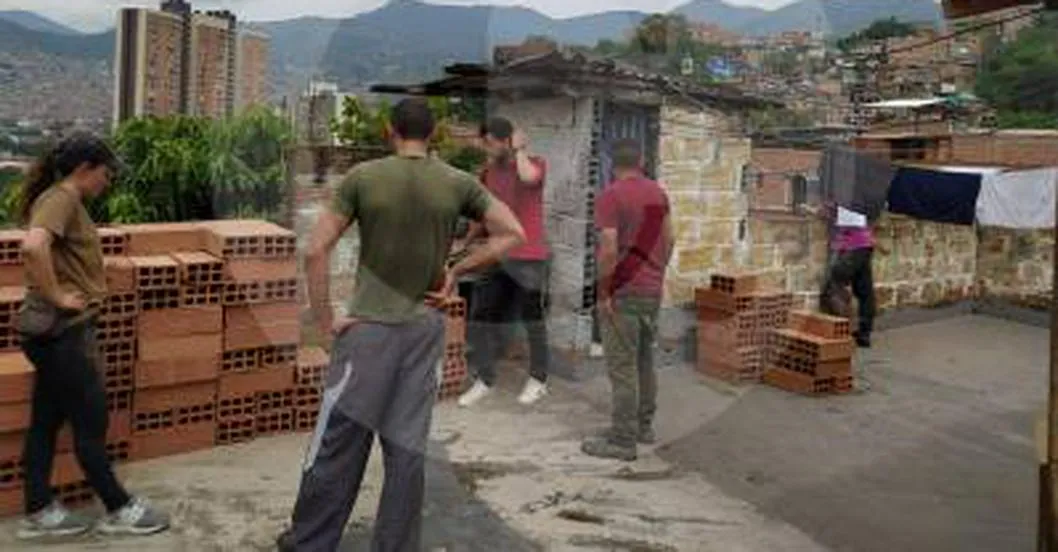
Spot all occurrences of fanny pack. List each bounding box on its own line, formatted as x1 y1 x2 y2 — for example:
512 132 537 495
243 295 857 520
17 291 78 338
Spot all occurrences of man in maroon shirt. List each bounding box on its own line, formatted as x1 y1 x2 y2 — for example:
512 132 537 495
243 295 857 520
459 117 552 407
582 138 674 462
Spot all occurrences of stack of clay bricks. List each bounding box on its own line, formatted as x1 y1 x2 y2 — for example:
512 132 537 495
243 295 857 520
438 297 468 400
0 218 471 517
695 273 794 384
763 311 855 396
0 229 134 516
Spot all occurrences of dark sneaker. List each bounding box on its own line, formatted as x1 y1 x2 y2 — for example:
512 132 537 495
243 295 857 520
852 332 871 349
96 497 170 536
16 502 93 540
581 436 637 462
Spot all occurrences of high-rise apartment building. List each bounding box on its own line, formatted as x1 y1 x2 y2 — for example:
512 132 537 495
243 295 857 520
113 0 270 127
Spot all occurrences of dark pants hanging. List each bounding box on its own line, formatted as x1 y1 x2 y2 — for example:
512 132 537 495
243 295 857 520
467 260 550 386
821 248 876 338
20 319 131 514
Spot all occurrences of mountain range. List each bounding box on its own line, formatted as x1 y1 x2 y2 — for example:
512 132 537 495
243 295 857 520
0 0 942 98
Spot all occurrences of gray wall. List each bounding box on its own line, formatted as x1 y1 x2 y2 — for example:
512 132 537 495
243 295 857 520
494 96 597 351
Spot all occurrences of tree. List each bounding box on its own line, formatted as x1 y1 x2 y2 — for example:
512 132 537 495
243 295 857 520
837 17 918 52
632 14 691 56
976 14 1058 129
103 107 293 223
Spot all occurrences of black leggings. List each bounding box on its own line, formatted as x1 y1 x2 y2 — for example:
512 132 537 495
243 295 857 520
821 248 877 337
20 319 131 514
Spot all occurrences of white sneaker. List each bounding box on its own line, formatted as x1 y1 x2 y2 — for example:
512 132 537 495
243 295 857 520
589 342 604 358
458 380 492 408
517 378 548 405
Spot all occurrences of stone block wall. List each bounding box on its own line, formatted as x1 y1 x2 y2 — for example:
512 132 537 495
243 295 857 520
658 101 749 308
976 227 1053 310
749 212 978 312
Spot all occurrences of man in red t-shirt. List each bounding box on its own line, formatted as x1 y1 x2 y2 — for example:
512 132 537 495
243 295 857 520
459 117 552 408
582 138 674 462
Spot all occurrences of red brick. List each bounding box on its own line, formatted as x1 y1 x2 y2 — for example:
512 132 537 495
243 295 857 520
139 333 222 363
256 408 295 437
128 255 179 289
257 388 295 414
695 287 756 314
261 344 299 368
710 273 758 295
135 356 219 389
788 310 851 340
101 292 138 320
200 219 296 259
217 394 256 420
130 421 216 461
104 256 136 292
199 220 261 259
97 315 137 345
0 402 29 433
218 366 295 399
0 486 19 516
0 353 32 405
771 329 853 362
224 320 300 351
225 258 298 282
120 223 207 255
171 251 224 286
139 288 181 311
0 230 24 265
0 287 25 328
763 367 843 396
222 348 260 373
0 266 22 288
0 431 21 461
133 401 215 435
138 305 223 339
134 381 217 414
97 227 128 256
223 279 299 305
294 408 318 432
296 346 329 387
216 416 256 446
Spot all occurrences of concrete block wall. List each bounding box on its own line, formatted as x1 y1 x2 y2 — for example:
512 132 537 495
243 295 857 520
658 101 751 308
493 96 597 350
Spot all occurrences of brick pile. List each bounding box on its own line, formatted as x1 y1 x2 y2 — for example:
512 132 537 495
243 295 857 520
694 273 794 384
763 311 856 396
0 220 470 517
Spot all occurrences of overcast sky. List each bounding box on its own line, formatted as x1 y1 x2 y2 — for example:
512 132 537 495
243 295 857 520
1 0 799 33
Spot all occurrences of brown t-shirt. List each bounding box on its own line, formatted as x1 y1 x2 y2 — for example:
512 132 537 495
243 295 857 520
26 186 107 309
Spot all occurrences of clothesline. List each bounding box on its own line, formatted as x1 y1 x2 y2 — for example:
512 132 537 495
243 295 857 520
819 143 1058 230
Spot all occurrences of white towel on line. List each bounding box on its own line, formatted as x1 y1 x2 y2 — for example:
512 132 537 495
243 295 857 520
975 167 1058 229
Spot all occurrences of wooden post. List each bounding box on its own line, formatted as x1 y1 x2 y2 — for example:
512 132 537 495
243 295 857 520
1045 109 1058 549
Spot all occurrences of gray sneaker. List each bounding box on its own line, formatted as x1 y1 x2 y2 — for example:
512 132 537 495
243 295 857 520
96 497 170 536
638 425 657 445
16 502 93 540
581 435 637 462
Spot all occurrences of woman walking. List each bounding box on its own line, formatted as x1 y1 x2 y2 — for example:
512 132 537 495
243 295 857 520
15 132 168 539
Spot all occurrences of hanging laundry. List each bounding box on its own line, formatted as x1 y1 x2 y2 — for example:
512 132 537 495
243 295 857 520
819 144 895 221
976 167 1058 229
887 166 982 225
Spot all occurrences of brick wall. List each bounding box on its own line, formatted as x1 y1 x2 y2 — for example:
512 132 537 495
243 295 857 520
750 148 821 209
949 132 1058 168
749 212 978 312
658 101 750 308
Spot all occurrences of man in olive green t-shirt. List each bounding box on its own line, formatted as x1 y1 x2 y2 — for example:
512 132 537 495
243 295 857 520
278 99 525 552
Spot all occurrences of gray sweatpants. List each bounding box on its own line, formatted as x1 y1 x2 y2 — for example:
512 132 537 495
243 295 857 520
281 312 444 552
